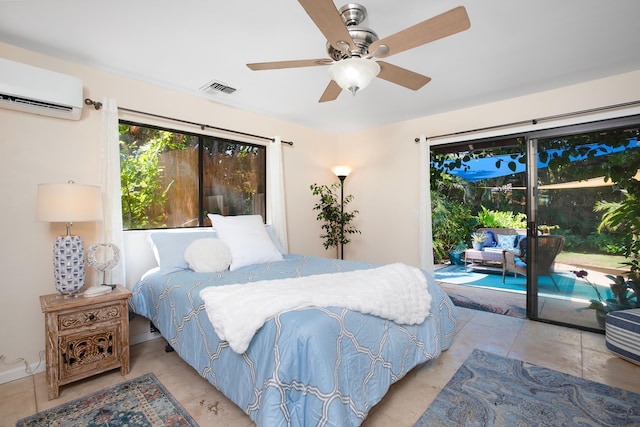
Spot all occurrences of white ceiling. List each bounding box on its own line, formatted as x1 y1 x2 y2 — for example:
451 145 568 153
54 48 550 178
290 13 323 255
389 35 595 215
1 0 639 135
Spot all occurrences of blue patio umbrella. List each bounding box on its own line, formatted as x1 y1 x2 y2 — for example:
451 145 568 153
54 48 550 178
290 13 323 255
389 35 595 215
434 138 638 182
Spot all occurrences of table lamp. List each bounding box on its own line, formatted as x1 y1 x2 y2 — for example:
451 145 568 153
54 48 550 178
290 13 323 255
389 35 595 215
36 181 104 296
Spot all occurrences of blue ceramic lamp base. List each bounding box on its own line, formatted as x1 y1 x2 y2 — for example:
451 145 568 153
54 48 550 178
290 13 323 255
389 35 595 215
53 235 85 296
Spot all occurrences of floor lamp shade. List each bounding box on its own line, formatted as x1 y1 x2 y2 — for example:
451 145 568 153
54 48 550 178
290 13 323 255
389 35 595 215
36 182 104 295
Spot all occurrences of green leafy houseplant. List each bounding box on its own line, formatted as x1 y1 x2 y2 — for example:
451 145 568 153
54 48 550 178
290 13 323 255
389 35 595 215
310 183 360 258
574 269 640 327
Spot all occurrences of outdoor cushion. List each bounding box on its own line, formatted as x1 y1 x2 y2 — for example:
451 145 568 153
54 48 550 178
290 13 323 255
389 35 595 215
483 231 496 248
513 238 527 267
517 237 527 257
605 309 640 365
496 234 517 249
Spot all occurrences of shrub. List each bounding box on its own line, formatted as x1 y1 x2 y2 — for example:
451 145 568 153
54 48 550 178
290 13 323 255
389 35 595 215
431 191 474 262
475 206 527 229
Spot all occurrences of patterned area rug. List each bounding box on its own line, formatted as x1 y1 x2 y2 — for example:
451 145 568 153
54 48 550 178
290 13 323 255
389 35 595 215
16 373 197 427
414 349 640 426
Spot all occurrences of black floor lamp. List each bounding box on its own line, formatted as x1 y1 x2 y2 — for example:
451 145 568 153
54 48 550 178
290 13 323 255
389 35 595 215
332 166 352 260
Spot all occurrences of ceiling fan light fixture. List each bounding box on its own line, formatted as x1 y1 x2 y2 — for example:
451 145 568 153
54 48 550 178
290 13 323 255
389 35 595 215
328 57 380 96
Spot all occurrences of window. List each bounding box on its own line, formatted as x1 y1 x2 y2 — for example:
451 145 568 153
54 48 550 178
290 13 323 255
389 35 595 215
119 122 266 230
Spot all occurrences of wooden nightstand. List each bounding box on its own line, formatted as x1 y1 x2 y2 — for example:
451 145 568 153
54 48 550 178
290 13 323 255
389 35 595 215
39 285 132 400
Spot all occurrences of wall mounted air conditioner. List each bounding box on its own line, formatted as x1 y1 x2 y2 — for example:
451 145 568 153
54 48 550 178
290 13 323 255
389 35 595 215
0 57 83 120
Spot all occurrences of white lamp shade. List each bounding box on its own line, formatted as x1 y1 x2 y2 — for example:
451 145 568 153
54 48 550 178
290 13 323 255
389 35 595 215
332 166 352 178
36 183 104 223
328 58 380 94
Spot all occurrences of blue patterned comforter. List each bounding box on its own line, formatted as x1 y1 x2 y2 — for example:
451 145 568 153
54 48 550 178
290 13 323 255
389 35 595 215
130 254 458 427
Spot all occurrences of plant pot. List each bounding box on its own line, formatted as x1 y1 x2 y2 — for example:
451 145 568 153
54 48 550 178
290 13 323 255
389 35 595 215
449 251 464 266
472 242 484 251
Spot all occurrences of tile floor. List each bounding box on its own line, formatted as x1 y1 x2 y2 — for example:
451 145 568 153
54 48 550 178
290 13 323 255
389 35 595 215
3 306 640 427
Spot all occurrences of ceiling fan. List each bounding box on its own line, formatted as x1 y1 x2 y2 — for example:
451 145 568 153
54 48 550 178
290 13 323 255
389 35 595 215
247 0 471 102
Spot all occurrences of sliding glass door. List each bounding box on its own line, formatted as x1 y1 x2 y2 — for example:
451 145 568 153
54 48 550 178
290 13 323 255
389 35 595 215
432 114 640 332
527 118 640 331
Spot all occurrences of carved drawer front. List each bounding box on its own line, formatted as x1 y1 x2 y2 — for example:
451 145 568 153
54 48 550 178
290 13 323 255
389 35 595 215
58 304 123 330
58 325 120 378
40 287 132 400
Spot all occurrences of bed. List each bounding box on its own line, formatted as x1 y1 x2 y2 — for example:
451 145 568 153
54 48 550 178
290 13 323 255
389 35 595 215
129 216 458 427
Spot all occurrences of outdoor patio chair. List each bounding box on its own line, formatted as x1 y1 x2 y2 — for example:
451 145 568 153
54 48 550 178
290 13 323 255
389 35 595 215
502 235 565 290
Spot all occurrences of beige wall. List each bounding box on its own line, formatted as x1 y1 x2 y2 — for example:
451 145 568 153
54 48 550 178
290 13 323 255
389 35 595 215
0 42 337 382
336 69 640 265
1 39 639 382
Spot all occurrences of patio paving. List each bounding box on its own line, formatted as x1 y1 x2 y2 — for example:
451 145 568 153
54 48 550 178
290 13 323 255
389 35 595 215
435 263 605 331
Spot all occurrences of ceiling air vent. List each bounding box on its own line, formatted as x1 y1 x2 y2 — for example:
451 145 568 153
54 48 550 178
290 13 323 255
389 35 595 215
200 79 237 96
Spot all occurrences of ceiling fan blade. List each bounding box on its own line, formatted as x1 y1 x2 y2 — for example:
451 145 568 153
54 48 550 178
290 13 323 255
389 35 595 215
247 58 331 71
376 61 431 90
370 6 470 58
319 80 342 103
299 0 355 52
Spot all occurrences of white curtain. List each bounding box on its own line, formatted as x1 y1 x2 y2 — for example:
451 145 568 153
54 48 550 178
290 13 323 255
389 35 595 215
418 135 434 274
267 136 289 252
100 98 125 285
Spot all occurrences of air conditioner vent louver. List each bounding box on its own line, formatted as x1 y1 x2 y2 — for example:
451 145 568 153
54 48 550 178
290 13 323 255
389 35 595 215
200 79 237 95
0 94 73 113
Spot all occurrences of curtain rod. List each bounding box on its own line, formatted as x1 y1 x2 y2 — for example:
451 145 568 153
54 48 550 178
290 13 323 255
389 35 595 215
84 98 293 146
413 99 640 143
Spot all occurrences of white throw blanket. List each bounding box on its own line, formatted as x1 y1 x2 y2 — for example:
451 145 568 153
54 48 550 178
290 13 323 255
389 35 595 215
199 263 432 353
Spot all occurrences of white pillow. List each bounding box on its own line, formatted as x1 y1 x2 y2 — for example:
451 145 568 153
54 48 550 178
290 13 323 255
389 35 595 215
184 238 232 273
148 229 218 271
265 224 287 254
208 214 284 271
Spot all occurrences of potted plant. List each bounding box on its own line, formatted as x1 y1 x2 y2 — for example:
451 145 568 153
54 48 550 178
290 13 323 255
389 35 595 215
310 182 360 259
448 242 467 265
574 270 640 328
471 232 488 251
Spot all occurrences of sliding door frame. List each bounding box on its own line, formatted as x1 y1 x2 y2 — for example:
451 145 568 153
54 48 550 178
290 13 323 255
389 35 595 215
525 136 539 318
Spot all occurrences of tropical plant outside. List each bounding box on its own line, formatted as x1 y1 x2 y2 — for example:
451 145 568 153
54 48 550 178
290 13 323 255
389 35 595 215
595 192 640 274
475 206 526 229
120 124 187 229
119 123 266 230
539 128 640 275
430 190 474 262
